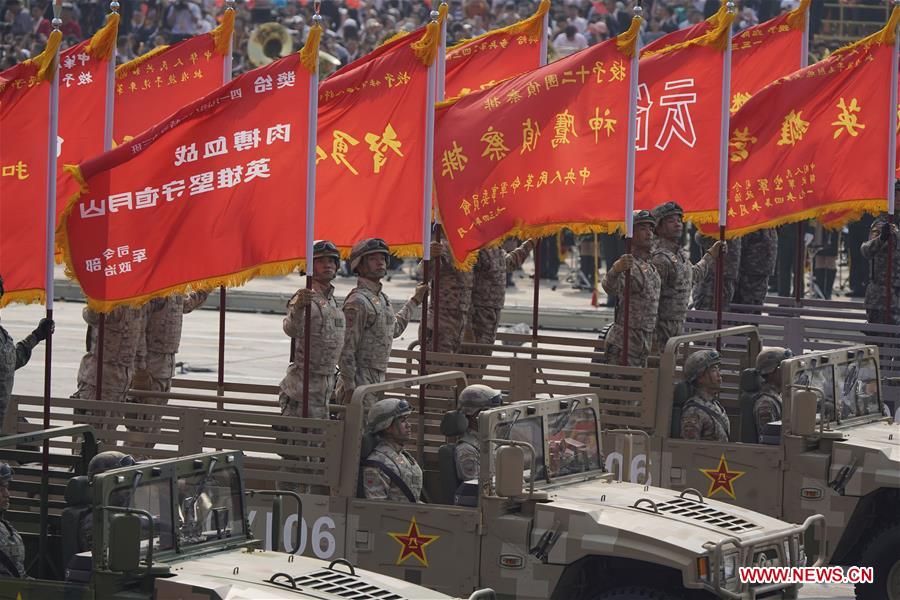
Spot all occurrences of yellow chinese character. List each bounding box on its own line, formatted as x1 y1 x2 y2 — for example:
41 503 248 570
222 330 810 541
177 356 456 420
730 92 752 114
552 110 577 148
364 124 404 173
1 160 28 180
544 74 559 89
592 61 606 83
579 166 590 184
484 97 501 111
521 118 541 154
588 107 616 142
441 141 468 179
385 73 395 87
480 127 509 161
460 198 472 215
506 89 522 104
397 71 411 85
729 127 758 162
315 146 327 164
332 130 360 175
609 60 626 82
564 169 576 185
526 81 541 97
776 110 809 147
831 97 865 139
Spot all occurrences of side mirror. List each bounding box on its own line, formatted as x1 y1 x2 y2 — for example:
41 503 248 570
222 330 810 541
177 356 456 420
108 514 142 572
495 446 525 498
792 390 818 436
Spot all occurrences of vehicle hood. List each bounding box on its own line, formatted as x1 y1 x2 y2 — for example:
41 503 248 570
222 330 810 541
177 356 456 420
829 419 900 495
156 548 455 599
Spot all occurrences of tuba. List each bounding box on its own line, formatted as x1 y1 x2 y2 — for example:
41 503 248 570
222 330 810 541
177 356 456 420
248 21 342 77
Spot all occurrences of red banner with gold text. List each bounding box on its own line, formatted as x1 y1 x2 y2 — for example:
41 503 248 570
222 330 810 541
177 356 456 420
59 35 319 311
434 20 640 268
0 31 61 307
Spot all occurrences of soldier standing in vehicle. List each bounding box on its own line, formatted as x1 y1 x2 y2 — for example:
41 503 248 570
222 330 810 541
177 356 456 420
0 275 54 429
692 232 742 311
751 347 793 441
79 451 136 552
0 462 24 578
454 384 503 481
337 239 428 417
680 350 730 441
860 214 900 325
362 399 423 503
733 229 777 307
423 231 474 354
466 239 534 354
649 202 721 351
601 210 661 367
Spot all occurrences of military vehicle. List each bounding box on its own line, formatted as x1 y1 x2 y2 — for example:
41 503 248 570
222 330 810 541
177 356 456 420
0 425 495 599
599 326 900 600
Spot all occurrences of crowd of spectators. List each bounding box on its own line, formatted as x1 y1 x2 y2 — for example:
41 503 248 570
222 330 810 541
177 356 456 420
2 0 874 75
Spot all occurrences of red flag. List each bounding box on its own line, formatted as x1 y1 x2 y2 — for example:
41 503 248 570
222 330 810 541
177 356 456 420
434 20 641 268
314 20 442 257
635 10 734 223
641 4 725 54
0 31 62 307
719 9 897 237
113 10 234 143
58 31 321 311
444 0 548 98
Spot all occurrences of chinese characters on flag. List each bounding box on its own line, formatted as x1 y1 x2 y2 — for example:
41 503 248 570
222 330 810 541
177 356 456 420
722 9 897 237
444 0 548 99
314 20 441 257
635 10 734 223
0 31 61 307
59 39 319 311
113 10 234 143
434 20 640 268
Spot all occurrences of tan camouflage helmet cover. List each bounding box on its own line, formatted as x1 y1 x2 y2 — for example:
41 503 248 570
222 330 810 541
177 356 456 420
88 451 135 478
632 209 657 229
756 346 793 375
650 201 684 226
684 349 721 382
458 384 502 416
367 398 414 434
349 238 390 272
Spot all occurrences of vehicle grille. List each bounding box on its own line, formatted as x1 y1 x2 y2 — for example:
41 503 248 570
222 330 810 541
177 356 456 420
655 498 759 533
292 568 404 599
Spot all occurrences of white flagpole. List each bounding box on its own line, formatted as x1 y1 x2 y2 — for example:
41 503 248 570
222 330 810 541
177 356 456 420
717 2 734 231
888 1 899 214
422 13 439 263
540 4 549 66
437 1 448 102
800 0 810 69
104 2 118 150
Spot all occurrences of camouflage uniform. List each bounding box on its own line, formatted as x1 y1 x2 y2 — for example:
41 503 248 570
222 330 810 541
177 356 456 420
651 237 714 350
338 277 417 417
0 325 39 427
692 234 742 311
126 291 208 435
860 215 900 325
467 243 531 354
71 306 145 436
680 389 730 442
423 238 473 354
601 255 661 366
362 439 423 502
752 382 782 441
454 431 480 481
0 516 24 577
734 228 777 306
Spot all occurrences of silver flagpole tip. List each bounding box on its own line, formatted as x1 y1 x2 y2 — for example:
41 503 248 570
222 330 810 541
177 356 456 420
430 9 440 21
312 13 323 25
109 0 119 12
726 0 735 12
224 0 234 10
633 4 643 18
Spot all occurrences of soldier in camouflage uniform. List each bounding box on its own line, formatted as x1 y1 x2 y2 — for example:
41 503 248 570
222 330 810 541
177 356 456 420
692 232 742 311
337 239 428 418
466 240 534 354
860 215 900 325
751 347 793 443
454 384 502 482
422 234 474 354
362 399 423 502
0 275 54 429
78 451 136 552
601 211 661 367
680 350 730 441
125 290 209 439
733 229 777 306
0 462 24 578
649 202 722 351
71 305 145 439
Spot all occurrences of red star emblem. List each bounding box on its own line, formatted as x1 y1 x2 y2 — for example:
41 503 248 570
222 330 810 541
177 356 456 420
700 454 745 499
387 517 439 567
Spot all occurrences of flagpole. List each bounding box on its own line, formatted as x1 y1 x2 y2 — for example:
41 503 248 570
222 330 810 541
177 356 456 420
885 0 899 325
532 7 549 346
793 0 810 306
302 8 321 419
621 9 641 365
714 1 734 346
39 5 62 578
217 0 235 397
430 1 447 354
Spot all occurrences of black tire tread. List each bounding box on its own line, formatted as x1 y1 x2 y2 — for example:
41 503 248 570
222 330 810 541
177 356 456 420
854 520 900 600
597 586 680 600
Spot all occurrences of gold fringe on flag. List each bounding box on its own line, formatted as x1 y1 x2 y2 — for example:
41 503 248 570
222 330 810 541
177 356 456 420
86 12 120 61
643 7 735 57
833 4 899 53
786 0 812 31
212 9 235 56
116 44 170 77
25 30 62 82
616 14 642 57
411 19 442 66
0 290 45 310
447 0 548 53
724 200 886 239
300 24 323 73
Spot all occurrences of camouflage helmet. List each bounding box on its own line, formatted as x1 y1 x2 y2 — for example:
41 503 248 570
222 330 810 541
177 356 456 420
0 462 12 486
313 239 341 264
650 201 684 226
684 349 721 383
756 346 793 375
88 451 135 478
632 210 656 229
368 398 414 434
458 384 502 416
349 238 390 272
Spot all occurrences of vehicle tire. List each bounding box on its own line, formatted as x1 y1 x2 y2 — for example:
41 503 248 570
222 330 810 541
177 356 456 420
596 586 681 600
855 521 900 600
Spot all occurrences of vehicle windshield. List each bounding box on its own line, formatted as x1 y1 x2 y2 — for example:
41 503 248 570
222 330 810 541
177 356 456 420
177 466 245 547
793 357 882 424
